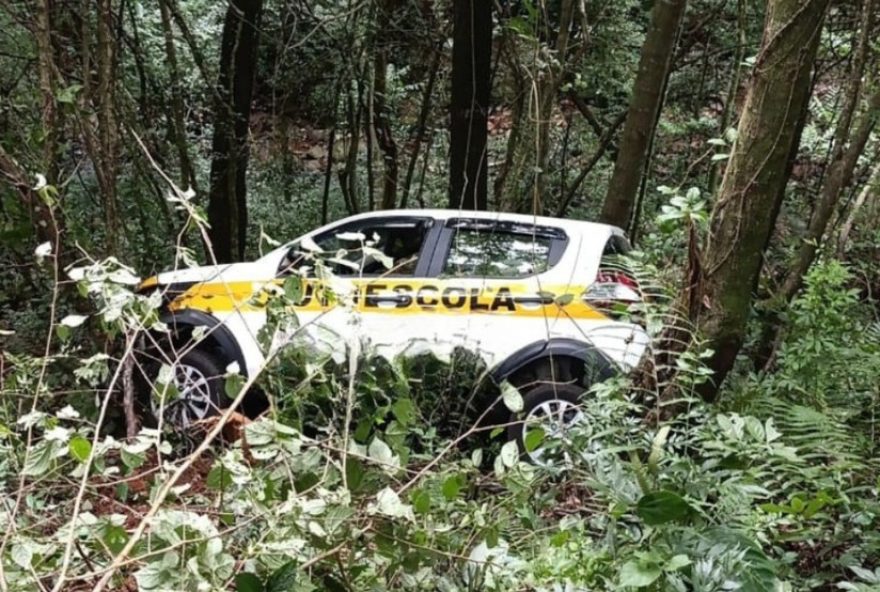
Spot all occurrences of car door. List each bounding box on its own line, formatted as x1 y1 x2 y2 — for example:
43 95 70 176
422 218 581 368
277 215 440 358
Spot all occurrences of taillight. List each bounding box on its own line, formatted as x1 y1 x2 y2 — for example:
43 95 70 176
584 270 641 320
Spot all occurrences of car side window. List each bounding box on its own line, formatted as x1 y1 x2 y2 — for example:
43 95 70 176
442 226 554 278
280 219 430 277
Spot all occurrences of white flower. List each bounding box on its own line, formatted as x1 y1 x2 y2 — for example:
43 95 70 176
33 174 47 191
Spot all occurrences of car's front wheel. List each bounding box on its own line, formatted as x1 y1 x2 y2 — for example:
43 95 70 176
137 348 229 429
507 383 586 465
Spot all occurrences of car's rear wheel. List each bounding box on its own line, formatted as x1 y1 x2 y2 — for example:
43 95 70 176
507 383 586 466
137 348 229 429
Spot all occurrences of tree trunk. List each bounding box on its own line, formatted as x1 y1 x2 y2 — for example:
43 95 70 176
373 53 398 210
690 0 830 400
207 0 264 263
448 0 491 210
600 0 687 229
96 0 120 253
35 0 60 184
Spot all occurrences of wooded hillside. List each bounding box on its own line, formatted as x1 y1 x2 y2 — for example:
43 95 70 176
0 0 879 590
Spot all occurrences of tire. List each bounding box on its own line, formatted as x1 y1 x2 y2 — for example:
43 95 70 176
506 383 586 465
136 348 230 429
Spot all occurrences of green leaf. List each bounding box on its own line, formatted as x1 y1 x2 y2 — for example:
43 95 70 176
500 441 519 468
636 490 692 526
368 437 397 469
665 554 691 571
55 83 82 104
120 448 145 470
524 427 545 452
235 572 264 592
102 524 129 554
442 475 462 501
225 373 245 398
701 527 776 591
11 544 32 569
647 426 670 471
266 560 298 592
283 276 303 303
555 293 574 306
206 464 233 491
68 436 92 463
411 489 431 514
55 324 70 342
345 458 364 491
550 530 570 547
391 398 415 426
22 440 56 476
501 382 523 413
619 560 662 587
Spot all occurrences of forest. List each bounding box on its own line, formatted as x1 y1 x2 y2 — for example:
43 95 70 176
0 0 879 589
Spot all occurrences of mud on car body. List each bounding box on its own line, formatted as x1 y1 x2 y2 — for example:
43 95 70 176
135 209 649 461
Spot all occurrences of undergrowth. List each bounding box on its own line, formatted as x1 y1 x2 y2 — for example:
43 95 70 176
0 223 878 591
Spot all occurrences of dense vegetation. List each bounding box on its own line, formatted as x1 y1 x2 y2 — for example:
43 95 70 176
0 0 878 590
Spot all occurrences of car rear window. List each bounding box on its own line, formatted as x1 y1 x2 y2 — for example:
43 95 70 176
442 227 554 278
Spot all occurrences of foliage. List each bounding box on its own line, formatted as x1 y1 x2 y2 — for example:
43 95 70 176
0 0 878 589
0 238 877 591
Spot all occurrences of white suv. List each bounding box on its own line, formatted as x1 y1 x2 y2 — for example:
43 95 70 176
136 210 649 457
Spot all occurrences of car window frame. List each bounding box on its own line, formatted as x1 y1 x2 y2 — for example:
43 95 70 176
276 216 440 278
426 218 569 279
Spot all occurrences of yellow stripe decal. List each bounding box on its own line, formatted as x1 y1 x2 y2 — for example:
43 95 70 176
168 279 606 320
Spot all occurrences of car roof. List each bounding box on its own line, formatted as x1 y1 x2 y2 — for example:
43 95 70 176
334 209 626 237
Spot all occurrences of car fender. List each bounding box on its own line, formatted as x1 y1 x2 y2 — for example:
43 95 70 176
156 309 249 377
489 338 617 386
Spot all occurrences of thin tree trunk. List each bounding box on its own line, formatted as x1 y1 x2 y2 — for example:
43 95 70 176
93 0 120 253
689 0 830 400
448 0 491 210
373 53 398 210
555 110 626 217
600 0 688 228
363 72 376 211
707 0 747 195
159 0 213 87
371 0 399 210
321 83 342 225
777 0 878 301
339 85 362 215
0 146 61 249
207 0 264 263
159 0 198 194
779 89 879 301
629 15 682 242
401 41 442 208
837 156 880 255
35 0 59 184
497 0 579 213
